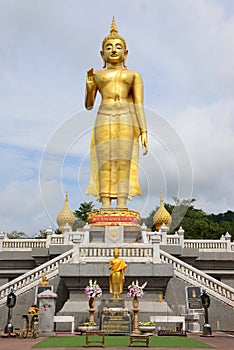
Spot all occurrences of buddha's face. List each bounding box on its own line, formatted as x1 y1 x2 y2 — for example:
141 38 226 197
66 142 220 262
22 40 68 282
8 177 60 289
102 38 127 65
114 248 119 258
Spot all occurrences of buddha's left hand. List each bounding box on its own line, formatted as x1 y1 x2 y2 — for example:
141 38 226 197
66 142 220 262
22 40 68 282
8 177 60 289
141 131 148 155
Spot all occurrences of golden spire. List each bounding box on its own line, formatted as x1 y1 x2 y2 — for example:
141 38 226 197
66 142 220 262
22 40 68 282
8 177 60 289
153 194 172 231
56 192 76 232
110 17 118 34
160 192 163 206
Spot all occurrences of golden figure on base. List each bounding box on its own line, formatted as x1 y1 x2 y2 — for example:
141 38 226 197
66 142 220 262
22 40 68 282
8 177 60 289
85 18 148 210
39 272 49 286
109 247 127 299
28 304 39 315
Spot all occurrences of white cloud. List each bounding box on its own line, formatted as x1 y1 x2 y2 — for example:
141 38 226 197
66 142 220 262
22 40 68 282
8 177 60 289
0 0 234 233
0 180 50 234
175 98 234 213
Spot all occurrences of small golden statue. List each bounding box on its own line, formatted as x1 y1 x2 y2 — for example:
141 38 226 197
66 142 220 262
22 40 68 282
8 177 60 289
85 18 148 209
109 247 127 299
28 304 39 315
39 272 49 286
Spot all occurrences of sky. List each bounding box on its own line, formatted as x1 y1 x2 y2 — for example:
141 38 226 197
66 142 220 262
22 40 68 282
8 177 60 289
0 0 234 235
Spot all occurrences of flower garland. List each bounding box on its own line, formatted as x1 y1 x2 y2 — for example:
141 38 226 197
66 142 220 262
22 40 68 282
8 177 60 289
85 279 102 298
127 280 147 298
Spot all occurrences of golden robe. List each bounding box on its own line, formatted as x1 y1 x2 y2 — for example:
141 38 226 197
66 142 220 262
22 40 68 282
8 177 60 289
86 102 141 200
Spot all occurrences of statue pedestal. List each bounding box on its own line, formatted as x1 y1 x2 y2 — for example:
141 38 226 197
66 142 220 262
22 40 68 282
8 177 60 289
87 210 142 244
88 209 141 227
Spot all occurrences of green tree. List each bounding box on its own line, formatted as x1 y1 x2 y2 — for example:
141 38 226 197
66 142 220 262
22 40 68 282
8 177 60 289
176 207 222 239
6 230 27 239
141 198 234 240
73 201 95 229
141 208 157 228
208 210 234 240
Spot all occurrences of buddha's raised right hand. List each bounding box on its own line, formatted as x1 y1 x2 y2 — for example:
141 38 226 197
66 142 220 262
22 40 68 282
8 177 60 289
87 68 95 82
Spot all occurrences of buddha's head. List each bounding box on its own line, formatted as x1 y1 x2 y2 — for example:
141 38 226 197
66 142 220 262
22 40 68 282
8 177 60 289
101 18 128 68
113 247 119 258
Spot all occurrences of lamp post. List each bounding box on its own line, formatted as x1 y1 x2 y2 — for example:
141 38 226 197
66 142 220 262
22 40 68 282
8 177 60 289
2 289 17 337
200 289 213 337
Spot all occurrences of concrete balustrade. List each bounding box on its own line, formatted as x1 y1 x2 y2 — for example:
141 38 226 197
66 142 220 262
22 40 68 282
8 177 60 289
0 227 233 252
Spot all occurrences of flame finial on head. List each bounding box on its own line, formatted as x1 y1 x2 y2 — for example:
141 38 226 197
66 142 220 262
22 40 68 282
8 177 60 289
110 17 118 34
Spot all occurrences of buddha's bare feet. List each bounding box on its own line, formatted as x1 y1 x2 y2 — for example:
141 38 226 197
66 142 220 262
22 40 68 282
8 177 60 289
116 197 127 209
101 197 111 209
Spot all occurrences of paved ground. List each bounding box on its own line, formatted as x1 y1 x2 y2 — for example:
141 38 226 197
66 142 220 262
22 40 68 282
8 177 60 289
0 332 233 350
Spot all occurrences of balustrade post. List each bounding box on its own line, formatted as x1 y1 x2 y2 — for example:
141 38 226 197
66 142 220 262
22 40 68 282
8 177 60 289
0 231 6 251
152 235 161 263
45 227 54 248
72 238 82 263
224 232 231 252
178 226 185 247
160 224 168 244
63 223 72 245
141 223 149 243
82 224 90 244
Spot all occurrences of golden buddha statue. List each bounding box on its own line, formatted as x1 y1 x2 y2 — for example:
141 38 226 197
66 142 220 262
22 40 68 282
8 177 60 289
39 272 49 286
109 247 127 299
85 18 148 209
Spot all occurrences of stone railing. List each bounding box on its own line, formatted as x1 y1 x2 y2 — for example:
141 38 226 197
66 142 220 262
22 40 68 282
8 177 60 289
184 240 229 250
166 234 181 245
146 232 182 245
0 234 72 250
50 235 64 245
0 229 233 252
160 249 234 308
75 245 154 263
1 239 46 250
0 248 73 307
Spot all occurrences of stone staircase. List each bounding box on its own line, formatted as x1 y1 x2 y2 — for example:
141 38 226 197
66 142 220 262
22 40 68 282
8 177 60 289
160 249 234 308
0 248 73 307
0 246 233 309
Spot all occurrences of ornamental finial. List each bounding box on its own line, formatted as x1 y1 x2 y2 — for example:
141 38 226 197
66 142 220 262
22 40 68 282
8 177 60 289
160 192 164 205
110 17 118 34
